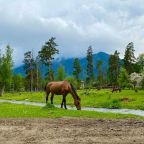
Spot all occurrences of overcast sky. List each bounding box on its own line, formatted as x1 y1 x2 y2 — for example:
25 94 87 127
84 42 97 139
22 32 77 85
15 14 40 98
0 0 144 67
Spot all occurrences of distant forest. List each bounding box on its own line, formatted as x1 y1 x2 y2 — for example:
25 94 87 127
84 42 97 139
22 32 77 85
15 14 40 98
0 37 144 95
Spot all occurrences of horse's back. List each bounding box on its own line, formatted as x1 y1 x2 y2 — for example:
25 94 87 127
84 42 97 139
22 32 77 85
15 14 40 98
48 81 69 88
46 81 70 95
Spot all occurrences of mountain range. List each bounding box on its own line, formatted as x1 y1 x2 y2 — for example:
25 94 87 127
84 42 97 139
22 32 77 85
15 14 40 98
14 52 110 79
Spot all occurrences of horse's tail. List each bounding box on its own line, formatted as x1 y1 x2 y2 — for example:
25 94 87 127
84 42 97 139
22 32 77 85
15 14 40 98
70 83 80 100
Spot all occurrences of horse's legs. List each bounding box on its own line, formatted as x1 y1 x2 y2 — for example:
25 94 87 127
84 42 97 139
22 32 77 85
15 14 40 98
63 95 67 109
61 95 67 109
51 93 54 104
46 92 50 104
61 96 64 108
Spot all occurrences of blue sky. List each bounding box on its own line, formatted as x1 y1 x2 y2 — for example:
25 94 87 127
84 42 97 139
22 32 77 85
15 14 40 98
0 0 144 66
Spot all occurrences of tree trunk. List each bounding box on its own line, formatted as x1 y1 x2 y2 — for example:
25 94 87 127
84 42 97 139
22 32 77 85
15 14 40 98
30 64 33 92
36 64 39 91
0 85 5 96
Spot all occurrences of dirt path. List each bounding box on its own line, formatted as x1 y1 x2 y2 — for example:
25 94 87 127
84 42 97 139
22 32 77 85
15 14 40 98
0 118 144 144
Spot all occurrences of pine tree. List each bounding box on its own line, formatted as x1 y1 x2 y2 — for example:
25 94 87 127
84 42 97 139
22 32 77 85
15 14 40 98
56 65 66 81
118 68 129 88
73 58 81 81
108 50 120 85
0 45 13 95
38 37 59 81
96 60 103 85
33 56 41 91
86 46 94 82
137 53 144 72
124 42 135 74
13 74 24 91
23 51 34 91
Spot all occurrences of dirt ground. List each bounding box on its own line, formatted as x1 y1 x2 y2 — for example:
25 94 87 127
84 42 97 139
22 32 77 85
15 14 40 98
0 118 144 144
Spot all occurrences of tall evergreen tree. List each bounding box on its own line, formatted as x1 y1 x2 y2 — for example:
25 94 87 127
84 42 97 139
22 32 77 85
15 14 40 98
124 42 135 74
86 46 94 82
137 53 144 72
23 51 34 91
0 45 13 95
56 65 66 81
108 50 120 85
38 37 59 81
118 68 129 88
73 58 81 81
33 56 41 91
13 74 24 91
96 60 103 85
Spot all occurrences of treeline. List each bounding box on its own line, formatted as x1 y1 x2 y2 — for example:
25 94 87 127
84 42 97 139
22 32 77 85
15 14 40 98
0 38 144 95
0 45 13 95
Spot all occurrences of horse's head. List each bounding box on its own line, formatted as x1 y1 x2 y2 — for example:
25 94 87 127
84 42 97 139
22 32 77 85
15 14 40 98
74 97 81 110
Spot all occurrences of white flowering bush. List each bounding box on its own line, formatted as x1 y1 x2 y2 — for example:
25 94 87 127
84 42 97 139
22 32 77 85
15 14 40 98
130 72 144 88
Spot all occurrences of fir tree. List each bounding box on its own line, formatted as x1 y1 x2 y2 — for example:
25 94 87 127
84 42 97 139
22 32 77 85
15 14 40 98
23 51 34 91
0 45 13 95
124 42 135 74
38 37 59 81
56 65 66 81
73 58 81 81
96 60 103 85
86 46 94 82
108 50 120 85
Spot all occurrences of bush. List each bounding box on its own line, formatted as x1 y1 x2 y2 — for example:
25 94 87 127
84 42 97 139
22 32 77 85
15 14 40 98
134 88 138 92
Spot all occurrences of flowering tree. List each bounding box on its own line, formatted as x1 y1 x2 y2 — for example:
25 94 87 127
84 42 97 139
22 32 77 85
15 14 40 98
130 72 143 88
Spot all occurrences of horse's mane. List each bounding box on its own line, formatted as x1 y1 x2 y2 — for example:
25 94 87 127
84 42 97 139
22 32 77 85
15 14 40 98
70 83 80 100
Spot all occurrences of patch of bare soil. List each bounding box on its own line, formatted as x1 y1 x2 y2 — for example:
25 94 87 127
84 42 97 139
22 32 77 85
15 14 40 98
0 118 144 144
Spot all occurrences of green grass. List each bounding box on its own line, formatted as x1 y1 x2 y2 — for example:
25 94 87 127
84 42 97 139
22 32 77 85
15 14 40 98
0 102 143 119
1 89 144 110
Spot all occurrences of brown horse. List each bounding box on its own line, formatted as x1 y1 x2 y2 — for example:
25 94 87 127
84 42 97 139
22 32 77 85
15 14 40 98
45 80 81 110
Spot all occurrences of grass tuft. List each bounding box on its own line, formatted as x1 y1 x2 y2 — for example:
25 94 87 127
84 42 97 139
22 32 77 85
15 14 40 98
43 103 56 109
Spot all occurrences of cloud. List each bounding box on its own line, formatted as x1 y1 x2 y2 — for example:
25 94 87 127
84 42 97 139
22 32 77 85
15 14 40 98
0 0 144 66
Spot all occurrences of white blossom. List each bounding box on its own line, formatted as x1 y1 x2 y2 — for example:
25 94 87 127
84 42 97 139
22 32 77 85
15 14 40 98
130 72 144 87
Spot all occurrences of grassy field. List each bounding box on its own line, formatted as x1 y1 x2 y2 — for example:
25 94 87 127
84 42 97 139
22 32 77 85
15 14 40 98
0 89 144 110
0 102 143 119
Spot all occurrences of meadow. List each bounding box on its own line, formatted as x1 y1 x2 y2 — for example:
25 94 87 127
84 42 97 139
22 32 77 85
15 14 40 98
1 89 144 110
0 102 142 119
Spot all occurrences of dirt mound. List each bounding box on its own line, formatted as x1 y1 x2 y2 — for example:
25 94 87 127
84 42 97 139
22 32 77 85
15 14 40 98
0 118 144 144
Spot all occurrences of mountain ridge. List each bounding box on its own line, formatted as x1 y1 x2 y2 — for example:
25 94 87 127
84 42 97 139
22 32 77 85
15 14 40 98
14 52 110 79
